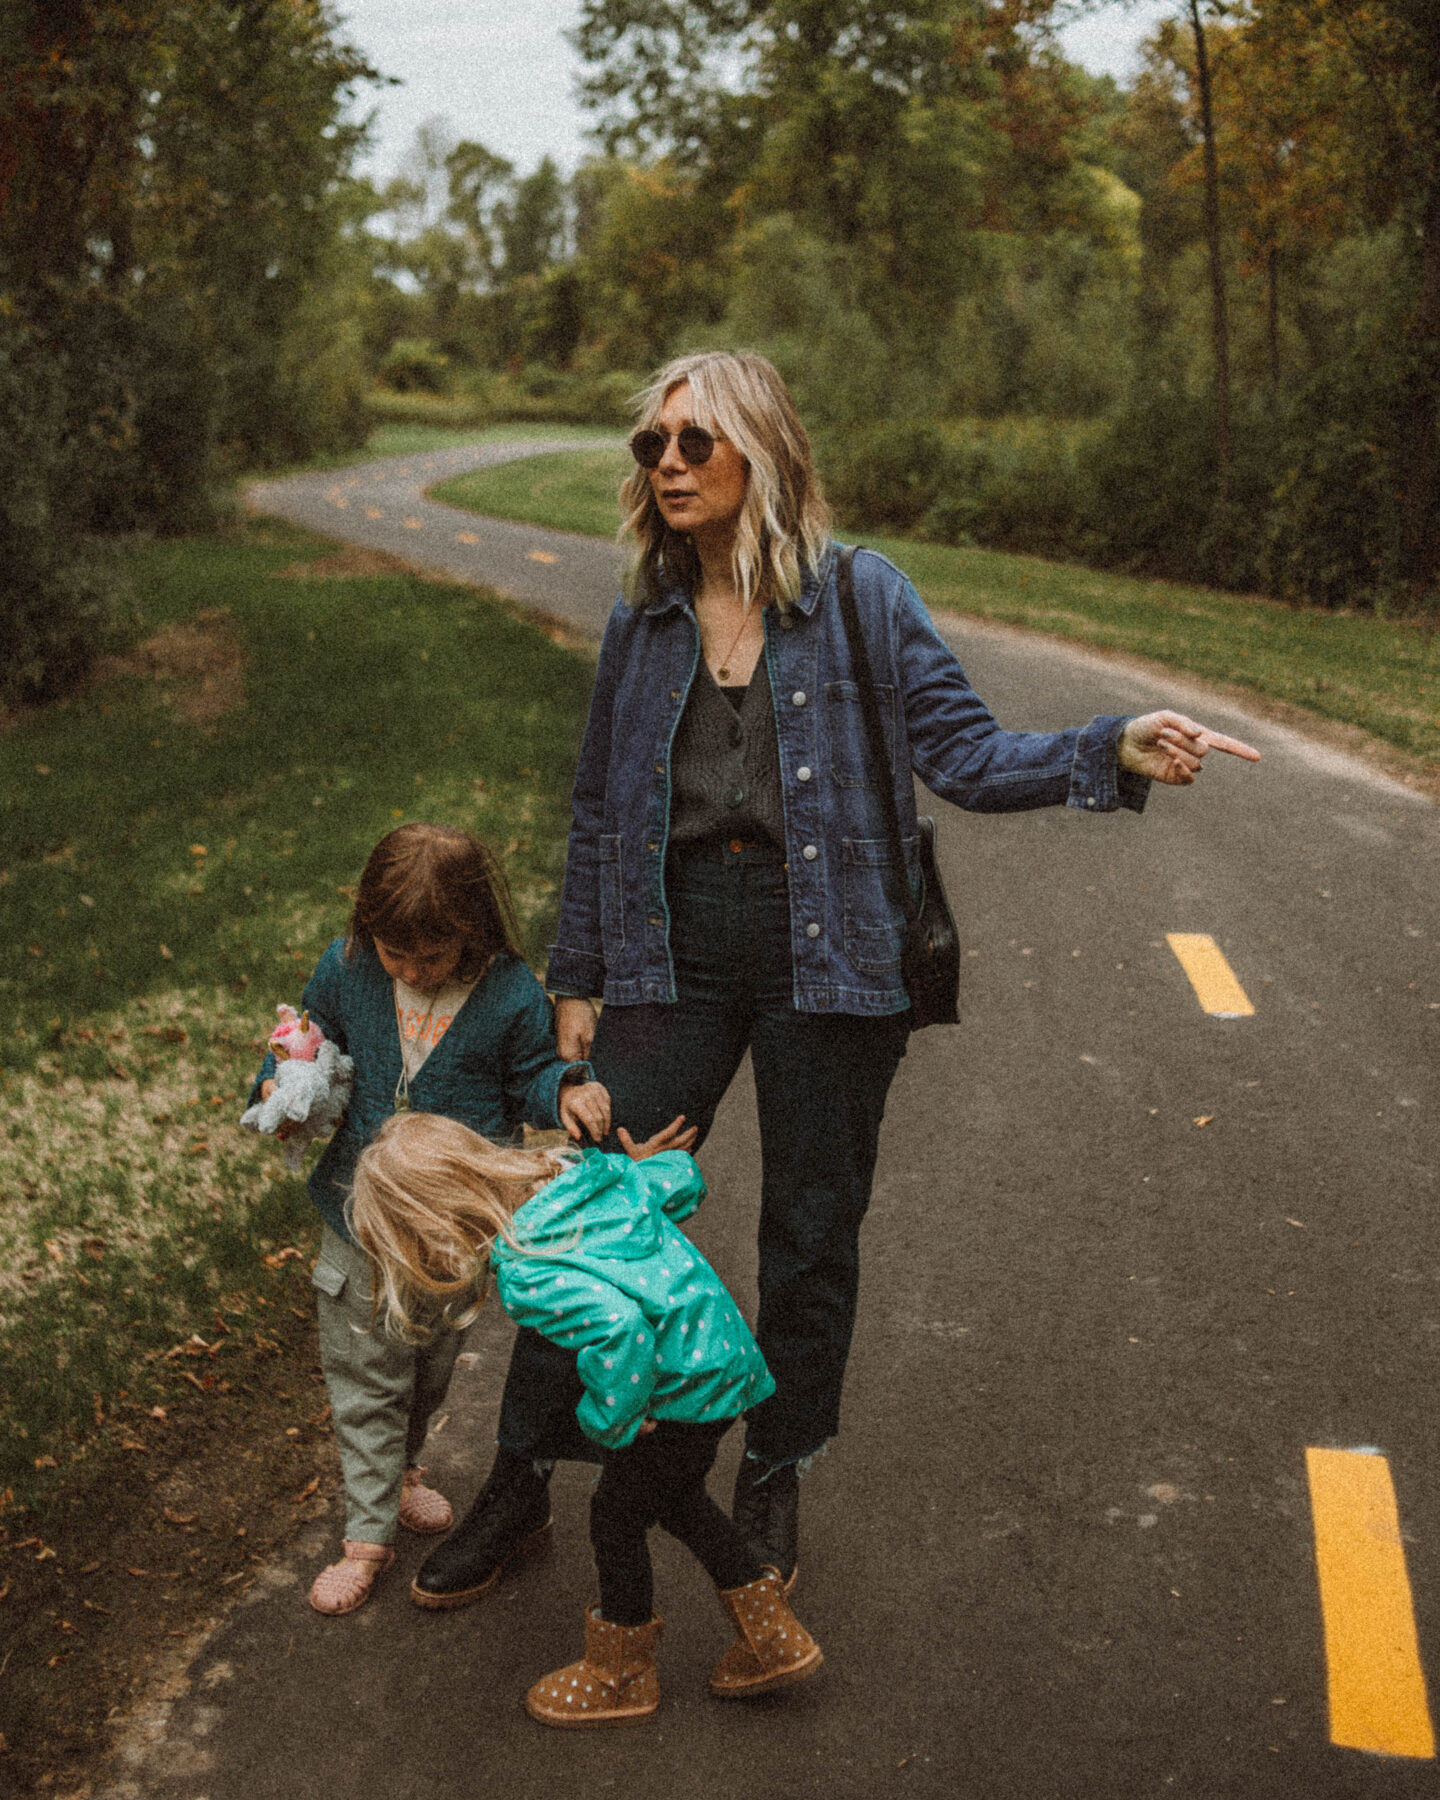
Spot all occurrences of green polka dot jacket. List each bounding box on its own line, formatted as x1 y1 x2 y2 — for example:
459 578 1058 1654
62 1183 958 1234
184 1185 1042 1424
492 1149 774 1450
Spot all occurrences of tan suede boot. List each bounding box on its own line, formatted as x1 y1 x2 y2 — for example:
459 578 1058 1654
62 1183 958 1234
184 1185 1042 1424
710 1567 823 1698
525 1605 664 1728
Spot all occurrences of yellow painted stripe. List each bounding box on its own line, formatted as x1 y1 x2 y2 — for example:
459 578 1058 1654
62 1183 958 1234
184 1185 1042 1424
1165 933 1254 1016
1306 1447 1435 1759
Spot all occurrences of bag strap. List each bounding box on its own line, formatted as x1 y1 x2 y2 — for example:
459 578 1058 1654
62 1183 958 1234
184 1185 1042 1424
835 545 918 927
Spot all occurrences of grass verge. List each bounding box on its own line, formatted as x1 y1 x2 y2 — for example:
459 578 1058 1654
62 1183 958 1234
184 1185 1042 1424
269 418 621 477
433 447 1440 768
0 514 593 1779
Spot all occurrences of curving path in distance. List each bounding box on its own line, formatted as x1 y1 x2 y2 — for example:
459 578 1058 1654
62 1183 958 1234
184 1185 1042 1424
140 442 1440 1800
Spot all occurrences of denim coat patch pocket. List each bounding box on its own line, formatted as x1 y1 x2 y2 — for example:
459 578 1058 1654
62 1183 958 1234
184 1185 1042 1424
825 680 898 789
841 835 916 972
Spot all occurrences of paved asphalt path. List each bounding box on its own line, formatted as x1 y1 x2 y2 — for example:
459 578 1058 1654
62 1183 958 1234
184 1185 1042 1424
116 448 1440 1797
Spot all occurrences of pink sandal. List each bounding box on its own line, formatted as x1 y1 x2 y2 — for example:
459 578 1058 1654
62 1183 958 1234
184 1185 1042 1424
308 1540 395 1616
399 1466 453 1535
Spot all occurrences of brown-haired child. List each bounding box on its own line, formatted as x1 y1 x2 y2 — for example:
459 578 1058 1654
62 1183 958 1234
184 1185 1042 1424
249 822 616 1615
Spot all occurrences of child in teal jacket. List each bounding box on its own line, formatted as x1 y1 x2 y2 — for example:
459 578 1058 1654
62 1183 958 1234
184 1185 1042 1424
350 1110 824 1727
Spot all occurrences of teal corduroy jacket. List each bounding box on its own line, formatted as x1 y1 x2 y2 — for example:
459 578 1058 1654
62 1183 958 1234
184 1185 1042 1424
250 937 589 1243
493 1149 774 1450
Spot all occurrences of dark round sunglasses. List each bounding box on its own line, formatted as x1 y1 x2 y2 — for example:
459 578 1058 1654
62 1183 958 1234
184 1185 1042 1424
628 425 721 469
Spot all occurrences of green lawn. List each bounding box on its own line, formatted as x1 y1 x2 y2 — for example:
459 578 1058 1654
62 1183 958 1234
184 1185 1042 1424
0 517 593 1508
432 445 631 539
434 447 1440 765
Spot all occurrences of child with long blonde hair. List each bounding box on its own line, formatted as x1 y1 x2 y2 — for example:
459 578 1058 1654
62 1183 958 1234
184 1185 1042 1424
247 822 612 1616
351 1110 824 1727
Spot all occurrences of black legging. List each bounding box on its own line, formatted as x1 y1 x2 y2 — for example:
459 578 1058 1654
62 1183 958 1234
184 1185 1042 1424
590 1419 761 1626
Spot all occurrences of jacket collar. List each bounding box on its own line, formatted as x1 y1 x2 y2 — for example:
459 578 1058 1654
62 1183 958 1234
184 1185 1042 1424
642 540 837 620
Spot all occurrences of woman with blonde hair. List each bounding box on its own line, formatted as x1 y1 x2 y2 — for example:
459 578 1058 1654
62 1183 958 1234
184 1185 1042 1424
412 349 1259 1610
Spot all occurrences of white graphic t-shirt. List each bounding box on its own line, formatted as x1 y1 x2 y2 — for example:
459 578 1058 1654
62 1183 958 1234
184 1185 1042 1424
393 975 479 1083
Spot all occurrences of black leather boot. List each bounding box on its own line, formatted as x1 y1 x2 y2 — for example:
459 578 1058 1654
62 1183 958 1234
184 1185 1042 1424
410 1446 552 1609
731 1455 799 1594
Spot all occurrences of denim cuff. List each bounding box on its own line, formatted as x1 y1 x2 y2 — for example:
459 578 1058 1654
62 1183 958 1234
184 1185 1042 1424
1068 714 1149 815
545 945 607 996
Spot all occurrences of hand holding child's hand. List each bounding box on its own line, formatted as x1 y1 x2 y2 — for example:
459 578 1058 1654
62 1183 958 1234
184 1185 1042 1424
617 1114 698 1161
637 1419 658 1437
558 1079 612 1144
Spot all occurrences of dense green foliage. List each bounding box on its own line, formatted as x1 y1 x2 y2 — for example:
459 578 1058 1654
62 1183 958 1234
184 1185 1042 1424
0 0 379 703
366 0 1440 615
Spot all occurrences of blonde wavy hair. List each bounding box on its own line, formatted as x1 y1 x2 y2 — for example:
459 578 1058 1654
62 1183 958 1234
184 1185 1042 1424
621 350 832 613
348 1112 568 1343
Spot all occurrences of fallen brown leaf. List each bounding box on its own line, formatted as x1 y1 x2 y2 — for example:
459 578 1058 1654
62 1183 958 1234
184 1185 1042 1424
1193 1115 1214 1128
163 1509 197 1526
293 1476 320 1503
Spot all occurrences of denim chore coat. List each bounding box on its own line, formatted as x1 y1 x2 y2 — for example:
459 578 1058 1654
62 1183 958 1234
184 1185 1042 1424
545 542 1150 1016
250 938 590 1243
492 1149 774 1451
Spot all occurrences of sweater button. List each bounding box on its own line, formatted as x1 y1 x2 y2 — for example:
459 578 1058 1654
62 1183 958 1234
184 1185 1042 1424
792 690 806 707
729 723 743 747
805 922 820 938
1085 796 1096 807
780 615 794 631
802 844 818 861
796 765 812 782
728 788 745 807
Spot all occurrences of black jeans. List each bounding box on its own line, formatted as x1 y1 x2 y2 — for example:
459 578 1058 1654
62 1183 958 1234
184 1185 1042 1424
591 1418 759 1625
500 840 910 1467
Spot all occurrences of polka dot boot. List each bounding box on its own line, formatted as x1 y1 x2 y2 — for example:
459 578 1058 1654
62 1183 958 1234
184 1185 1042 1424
709 1567 823 1698
525 1605 664 1729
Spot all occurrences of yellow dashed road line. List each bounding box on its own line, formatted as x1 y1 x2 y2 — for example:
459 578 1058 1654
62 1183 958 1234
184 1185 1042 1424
1306 1447 1435 1759
455 531 480 544
528 549 558 564
365 508 382 519
1165 933 1254 1017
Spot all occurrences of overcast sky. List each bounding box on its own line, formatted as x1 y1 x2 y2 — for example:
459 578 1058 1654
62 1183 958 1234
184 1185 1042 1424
338 0 1176 181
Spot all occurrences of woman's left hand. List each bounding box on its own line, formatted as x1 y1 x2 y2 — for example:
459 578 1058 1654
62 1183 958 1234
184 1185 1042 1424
1119 711 1261 786
558 1079 612 1144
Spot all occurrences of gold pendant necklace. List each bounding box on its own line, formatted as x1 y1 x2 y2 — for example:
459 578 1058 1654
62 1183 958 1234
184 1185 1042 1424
712 607 756 682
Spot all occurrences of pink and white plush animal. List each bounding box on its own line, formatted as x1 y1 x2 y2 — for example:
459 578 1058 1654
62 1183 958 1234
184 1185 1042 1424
240 1004 354 1172
268 1004 325 1063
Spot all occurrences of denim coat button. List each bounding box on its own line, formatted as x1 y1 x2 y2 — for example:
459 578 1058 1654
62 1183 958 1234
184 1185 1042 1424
805 922 820 938
796 766 812 781
792 690 807 707
802 844 818 861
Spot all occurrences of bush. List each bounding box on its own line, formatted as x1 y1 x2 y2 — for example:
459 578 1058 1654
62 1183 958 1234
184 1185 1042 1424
380 338 452 394
1262 360 1405 611
820 421 952 531
921 420 1101 556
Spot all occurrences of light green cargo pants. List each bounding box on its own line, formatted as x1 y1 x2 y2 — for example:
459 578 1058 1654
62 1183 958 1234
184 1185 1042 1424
312 1225 467 1544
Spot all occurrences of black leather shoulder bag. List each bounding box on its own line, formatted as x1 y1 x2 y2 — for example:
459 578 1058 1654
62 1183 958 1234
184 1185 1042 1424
834 544 960 1029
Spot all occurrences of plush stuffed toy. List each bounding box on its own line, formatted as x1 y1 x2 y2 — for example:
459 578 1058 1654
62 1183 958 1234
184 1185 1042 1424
240 1005 354 1173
